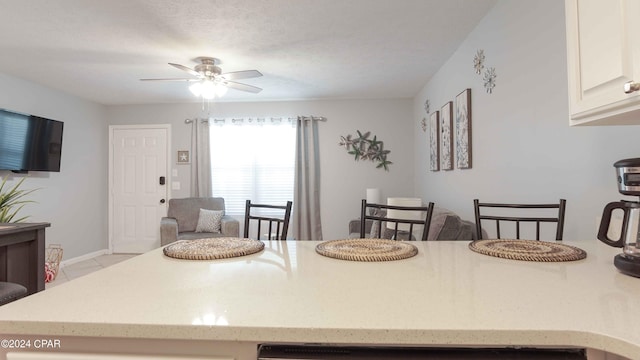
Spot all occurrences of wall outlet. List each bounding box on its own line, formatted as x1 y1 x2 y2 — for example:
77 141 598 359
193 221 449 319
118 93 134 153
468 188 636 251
172 181 181 190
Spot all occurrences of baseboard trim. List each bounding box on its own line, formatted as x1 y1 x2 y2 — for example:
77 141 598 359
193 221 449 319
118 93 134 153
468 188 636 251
59 249 110 268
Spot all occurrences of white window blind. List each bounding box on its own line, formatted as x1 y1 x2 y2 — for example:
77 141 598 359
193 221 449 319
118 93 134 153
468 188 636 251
209 118 296 215
0 110 28 169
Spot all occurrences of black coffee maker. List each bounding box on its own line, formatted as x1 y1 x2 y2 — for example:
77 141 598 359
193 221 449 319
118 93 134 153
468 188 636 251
598 158 640 277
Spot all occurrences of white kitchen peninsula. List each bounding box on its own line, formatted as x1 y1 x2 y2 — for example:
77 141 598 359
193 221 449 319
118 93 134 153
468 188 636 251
0 240 638 359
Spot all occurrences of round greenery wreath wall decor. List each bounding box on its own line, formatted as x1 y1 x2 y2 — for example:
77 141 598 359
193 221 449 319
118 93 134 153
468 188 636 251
339 130 392 171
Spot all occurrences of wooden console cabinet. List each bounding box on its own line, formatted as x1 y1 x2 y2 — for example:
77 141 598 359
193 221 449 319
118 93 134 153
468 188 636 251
0 223 49 295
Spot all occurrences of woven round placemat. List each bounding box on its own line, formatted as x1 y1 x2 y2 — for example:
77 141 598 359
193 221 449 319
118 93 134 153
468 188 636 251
468 239 587 262
315 239 418 262
163 237 264 260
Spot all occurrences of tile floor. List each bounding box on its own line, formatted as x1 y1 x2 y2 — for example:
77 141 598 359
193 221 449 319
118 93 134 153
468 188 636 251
46 254 137 289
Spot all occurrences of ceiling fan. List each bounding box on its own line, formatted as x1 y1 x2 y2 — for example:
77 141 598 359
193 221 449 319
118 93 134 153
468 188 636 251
140 57 262 98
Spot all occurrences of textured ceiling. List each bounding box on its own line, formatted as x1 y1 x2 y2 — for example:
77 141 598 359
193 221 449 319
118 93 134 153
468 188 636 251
0 0 497 105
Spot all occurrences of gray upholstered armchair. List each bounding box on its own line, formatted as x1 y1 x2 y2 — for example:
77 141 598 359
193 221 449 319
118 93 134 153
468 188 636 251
160 197 240 246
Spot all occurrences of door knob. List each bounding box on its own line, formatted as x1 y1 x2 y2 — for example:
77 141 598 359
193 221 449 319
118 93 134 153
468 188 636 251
624 81 640 94
160 199 166 204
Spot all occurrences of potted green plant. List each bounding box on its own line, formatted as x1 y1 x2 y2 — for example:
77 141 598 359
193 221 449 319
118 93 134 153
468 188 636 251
0 176 37 223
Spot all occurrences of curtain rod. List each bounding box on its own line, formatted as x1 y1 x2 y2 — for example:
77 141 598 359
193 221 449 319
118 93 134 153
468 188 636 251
298 116 327 121
185 116 327 124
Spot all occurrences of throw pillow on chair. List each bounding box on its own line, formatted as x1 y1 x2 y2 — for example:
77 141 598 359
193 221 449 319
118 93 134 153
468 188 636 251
195 208 224 233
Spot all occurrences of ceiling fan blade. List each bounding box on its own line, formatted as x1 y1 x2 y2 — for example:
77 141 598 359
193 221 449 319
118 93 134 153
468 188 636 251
223 81 262 93
168 63 202 78
220 70 263 80
140 78 200 82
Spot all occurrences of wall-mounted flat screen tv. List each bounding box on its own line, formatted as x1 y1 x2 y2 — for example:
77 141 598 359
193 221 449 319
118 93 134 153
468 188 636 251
0 109 64 172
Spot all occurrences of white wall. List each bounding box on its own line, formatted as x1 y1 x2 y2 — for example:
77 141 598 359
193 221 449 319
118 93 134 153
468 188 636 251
413 0 639 241
107 98 415 240
0 73 108 259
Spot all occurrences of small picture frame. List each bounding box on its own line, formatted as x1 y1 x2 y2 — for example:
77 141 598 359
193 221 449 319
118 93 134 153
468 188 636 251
455 88 472 169
429 110 440 171
440 102 453 171
177 150 190 164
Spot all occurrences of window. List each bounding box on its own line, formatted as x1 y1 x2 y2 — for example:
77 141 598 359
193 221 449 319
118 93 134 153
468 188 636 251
209 119 296 215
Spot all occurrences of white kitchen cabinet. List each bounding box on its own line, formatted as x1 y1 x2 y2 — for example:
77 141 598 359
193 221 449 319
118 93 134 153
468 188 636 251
565 0 640 125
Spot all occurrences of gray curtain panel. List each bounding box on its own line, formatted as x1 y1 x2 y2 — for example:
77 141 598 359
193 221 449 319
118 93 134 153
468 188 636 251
293 116 323 240
190 119 212 197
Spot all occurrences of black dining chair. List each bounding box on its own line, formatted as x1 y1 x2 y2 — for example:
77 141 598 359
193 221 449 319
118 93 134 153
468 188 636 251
473 199 567 241
243 200 293 240
360 199 435 240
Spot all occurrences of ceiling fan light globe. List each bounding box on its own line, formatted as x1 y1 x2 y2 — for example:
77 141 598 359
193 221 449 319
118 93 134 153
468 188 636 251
200 80 216 99
215 84 228 97
189 82 203 96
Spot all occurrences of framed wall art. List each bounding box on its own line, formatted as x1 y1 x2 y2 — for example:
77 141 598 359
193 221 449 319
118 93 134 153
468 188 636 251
177 150 190 164
455 88 472 169
429 110 439 171
440 102 453 171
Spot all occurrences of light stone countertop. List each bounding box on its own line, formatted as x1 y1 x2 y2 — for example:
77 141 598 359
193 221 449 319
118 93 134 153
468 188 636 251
0 240 638 358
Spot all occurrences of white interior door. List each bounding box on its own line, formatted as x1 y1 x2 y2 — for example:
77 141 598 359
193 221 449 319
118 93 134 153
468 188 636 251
110 125 169 253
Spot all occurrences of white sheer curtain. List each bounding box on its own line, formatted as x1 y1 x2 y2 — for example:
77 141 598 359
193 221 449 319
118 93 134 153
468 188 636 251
189 118 212 197
293 116 324 240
